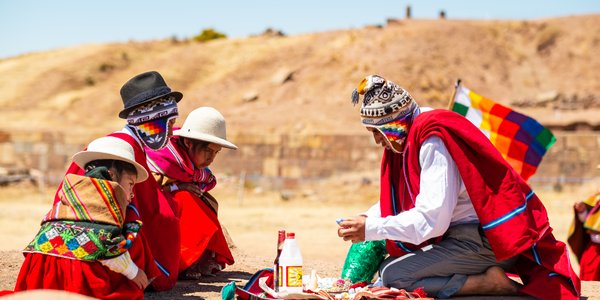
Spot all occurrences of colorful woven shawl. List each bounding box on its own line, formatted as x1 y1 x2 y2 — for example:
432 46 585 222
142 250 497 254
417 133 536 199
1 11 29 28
45 174 128 226
24 220 141 261
146 136 217 192
28 175 141 260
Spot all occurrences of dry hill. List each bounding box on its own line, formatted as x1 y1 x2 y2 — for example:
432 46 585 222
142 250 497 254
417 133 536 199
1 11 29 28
1 15 600 144
2 15 600 299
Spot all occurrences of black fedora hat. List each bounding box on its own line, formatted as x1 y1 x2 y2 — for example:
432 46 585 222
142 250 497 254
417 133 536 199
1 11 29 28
119 71 183 119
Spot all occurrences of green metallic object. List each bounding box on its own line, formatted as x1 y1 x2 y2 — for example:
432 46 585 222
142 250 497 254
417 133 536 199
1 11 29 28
340 240 387 283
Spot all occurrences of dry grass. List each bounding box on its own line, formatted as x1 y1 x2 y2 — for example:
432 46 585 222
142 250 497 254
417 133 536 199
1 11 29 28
1 16 600 144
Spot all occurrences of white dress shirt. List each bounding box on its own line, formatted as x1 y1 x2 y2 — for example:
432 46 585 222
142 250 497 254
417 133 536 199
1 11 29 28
364 135 479 245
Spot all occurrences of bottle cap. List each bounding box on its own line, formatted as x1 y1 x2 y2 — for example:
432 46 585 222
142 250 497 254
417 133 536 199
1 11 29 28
286 232 295 239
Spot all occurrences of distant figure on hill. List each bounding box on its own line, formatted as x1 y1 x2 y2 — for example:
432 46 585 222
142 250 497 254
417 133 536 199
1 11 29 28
568 168 600 281
146 106 237 279
336 74 580 299
14 136 151 299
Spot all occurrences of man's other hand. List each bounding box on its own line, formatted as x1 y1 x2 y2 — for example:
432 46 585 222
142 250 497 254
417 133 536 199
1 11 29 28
337 215 367 243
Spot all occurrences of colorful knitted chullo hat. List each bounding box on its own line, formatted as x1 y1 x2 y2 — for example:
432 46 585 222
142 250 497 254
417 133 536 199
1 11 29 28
351 75 418 152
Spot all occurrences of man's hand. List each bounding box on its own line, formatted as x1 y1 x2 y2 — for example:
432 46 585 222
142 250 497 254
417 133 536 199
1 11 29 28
131 269 149 290
337 215 367 243
574 201 586 213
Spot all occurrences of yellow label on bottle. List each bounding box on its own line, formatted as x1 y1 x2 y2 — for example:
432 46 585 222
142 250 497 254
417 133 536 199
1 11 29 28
278 266 283 286
285 266 302 287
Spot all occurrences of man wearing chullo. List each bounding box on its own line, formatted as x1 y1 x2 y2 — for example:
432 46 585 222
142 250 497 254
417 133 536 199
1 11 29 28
337 75 580 299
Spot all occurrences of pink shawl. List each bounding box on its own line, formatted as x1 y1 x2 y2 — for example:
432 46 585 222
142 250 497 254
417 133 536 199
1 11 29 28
146 136 217 192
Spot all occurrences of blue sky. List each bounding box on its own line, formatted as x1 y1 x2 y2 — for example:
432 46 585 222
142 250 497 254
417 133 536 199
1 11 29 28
1 0 599 59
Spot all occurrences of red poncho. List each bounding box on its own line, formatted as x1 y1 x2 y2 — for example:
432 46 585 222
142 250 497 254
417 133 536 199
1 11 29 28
379 109 580 299
146 137 233 274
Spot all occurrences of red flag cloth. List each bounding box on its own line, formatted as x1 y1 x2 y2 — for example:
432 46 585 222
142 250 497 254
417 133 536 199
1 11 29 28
380 109 580 299
173 190 234 272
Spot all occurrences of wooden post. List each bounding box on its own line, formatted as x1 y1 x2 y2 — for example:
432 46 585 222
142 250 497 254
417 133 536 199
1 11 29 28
447 79 461 110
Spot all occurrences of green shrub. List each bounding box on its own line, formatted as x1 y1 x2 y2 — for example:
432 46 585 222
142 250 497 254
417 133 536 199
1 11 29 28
193 28 227 43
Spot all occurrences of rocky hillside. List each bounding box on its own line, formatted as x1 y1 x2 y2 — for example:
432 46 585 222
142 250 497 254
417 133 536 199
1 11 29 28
1 15 599 144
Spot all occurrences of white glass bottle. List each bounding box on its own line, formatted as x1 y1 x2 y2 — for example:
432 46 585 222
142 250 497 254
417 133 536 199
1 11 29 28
278 232 303 294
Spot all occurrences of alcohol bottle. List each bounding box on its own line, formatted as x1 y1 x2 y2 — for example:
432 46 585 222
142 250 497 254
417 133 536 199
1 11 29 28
273 229 286 292
278 232 303 294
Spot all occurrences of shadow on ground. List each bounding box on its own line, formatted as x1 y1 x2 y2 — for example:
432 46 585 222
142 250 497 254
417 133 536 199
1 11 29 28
144 270 254 300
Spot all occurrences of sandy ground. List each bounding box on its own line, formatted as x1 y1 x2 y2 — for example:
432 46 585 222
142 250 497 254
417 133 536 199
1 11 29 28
1 177 600 299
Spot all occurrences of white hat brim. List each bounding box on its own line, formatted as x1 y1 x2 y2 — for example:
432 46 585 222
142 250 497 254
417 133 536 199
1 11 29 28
173 129 238 150
72 151 148 183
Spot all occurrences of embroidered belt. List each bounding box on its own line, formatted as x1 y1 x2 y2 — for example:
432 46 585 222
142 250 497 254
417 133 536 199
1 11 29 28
24 220 127 260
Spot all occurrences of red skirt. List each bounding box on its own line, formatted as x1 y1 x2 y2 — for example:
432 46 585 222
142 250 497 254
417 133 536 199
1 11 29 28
580 242 600 281
14 228 159 299
14 253 143 300
174 190 234 272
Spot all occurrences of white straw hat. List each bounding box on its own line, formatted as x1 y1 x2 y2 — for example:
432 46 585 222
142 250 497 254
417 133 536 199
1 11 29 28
173 107 238 149
72 136 148 183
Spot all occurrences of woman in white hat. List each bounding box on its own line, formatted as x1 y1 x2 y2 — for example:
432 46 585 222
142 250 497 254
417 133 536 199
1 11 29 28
146 106 237 279
15 136 151 299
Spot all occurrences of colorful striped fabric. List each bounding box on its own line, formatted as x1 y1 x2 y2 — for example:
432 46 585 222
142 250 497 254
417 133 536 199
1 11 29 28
91 177 124 225
61 175 93 221
451 83 556 181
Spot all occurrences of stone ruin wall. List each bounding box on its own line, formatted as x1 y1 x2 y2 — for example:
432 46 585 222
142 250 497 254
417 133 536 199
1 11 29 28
0 130 599 189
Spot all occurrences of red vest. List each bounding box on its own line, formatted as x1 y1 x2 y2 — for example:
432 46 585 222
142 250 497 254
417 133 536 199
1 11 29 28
379 109 580 299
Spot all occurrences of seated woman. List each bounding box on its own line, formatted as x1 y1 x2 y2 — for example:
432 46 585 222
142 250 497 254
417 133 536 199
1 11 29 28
146 106 237 279
569 190 600 281
15 136 151 299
